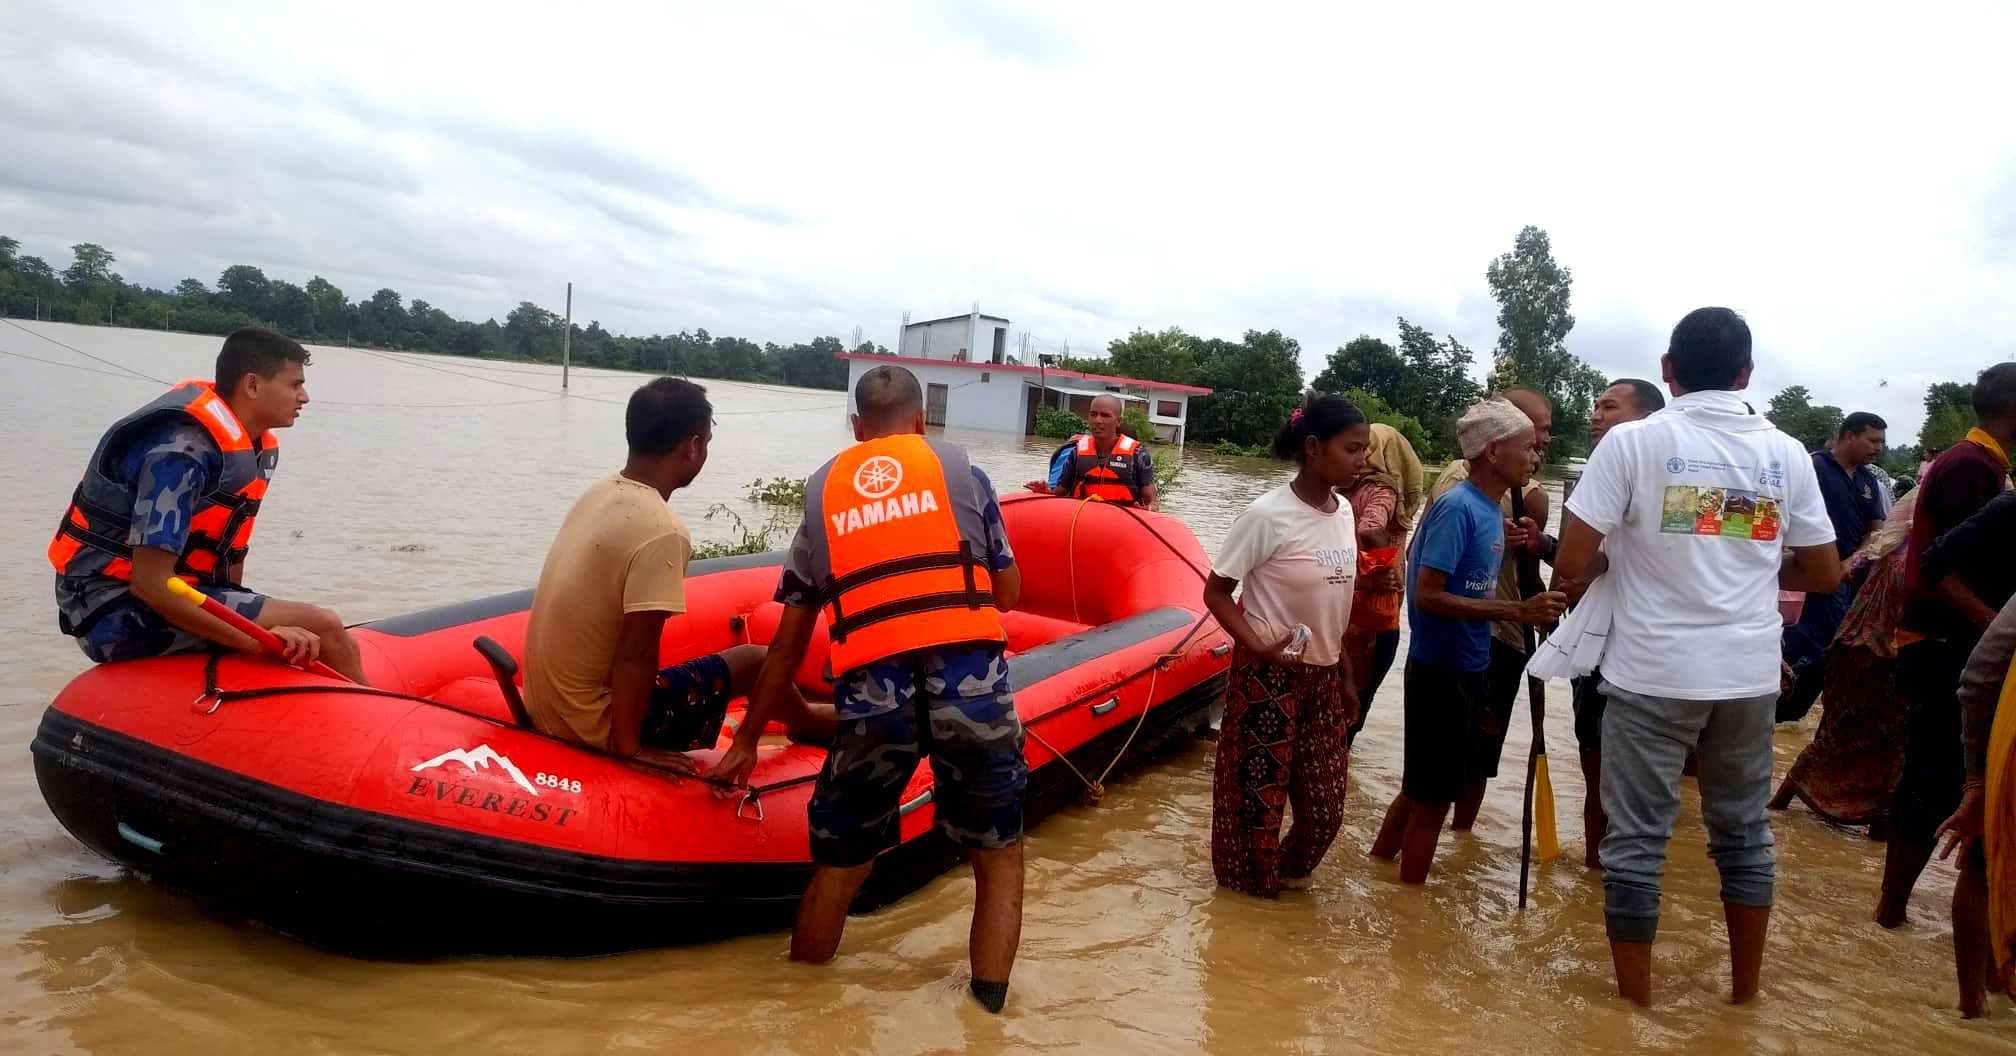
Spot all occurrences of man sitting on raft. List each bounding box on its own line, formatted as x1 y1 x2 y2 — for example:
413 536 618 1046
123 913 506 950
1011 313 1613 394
520 377 834 763
49 327 368 683
1024 393 1157 508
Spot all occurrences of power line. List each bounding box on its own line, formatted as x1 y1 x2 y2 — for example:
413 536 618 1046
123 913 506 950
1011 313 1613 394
1 319 169 384
0 345 161 384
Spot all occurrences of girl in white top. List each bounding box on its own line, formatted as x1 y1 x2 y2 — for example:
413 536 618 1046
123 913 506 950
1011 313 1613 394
1202 395 1370 897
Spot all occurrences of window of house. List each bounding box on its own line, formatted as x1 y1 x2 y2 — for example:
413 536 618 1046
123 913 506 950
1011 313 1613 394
1157 400 1182 418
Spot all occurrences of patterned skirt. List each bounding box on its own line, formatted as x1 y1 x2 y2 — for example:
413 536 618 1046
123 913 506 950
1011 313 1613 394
1210 647 1350 897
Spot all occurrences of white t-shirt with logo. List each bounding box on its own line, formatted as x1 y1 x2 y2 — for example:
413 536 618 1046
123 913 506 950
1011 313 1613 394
1212 483 1357 667
1565 393 1834 700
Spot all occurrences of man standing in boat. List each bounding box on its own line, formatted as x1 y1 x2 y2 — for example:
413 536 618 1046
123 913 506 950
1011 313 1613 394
1554 307 1840 1007
1025 393 1157 508
519 377 832 763
49 326 368 683
715 364 1027 1015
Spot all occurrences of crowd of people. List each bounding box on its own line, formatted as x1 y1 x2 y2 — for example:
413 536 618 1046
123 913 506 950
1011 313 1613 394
45 315 2016 1017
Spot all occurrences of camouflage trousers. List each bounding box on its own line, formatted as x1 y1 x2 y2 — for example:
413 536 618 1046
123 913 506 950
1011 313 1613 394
808 645 1027 867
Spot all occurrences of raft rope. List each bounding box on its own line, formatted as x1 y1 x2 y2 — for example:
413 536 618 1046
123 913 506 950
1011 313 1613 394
1020 494 1219 804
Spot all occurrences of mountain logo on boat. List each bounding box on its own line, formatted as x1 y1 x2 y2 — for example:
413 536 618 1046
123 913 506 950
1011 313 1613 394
411 744 541 797
852 456 903 499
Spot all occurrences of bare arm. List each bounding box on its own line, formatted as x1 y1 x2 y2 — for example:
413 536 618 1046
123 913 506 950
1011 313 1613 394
1551 512 1609 601
712 604 820 787
1203 573 1289 657
1138 483 1159 510
606 610 672 757
128 549 260 652
991 563 1023 612
1936 573 2002 632
1779 544 1844 594
1413 566 1563 625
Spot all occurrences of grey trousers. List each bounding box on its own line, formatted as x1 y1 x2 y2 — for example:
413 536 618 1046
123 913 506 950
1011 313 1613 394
1598 681 1777 942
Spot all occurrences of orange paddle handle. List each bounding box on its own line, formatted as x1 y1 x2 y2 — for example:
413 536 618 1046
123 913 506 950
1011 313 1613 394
164 578 348 681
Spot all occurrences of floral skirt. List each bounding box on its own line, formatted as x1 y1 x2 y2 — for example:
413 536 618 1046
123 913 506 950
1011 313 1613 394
1210 647 1350 897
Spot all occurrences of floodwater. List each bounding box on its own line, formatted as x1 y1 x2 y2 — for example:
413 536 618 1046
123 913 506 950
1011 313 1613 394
0 321 2003 1054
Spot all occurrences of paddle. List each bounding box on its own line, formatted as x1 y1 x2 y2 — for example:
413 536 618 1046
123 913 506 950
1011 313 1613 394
1511 486 1560 912
164 577 351 682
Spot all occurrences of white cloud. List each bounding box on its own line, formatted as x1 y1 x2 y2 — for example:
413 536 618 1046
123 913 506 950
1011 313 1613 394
3 0 2012 437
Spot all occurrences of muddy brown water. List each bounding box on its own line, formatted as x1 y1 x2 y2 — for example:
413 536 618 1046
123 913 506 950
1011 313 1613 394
0 322 2003 1053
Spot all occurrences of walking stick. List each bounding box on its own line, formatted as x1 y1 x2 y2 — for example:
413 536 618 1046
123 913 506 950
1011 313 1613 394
1512 487 1560 910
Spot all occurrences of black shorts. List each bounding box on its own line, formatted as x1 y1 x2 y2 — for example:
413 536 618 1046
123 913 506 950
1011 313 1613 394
1572 666 1606 754
1403 659 1489 804
1889 638 1972 844
1471 637 1526 781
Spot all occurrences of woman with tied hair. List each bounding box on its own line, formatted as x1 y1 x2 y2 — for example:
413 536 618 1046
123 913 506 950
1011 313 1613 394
1342 422 1426 745
1202 395 1371 897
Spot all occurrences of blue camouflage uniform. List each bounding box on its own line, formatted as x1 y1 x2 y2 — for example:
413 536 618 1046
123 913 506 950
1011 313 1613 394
56 420 267 662
778 440 1026 867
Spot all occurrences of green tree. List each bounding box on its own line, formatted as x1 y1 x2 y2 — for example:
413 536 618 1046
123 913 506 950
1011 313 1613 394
1338 387 1433 461
1313 336 1408 406
1187 330 1304 447
1765 385 1845 452
63 243 116 291
1393 318 1483 457
1483 225 1606 462
304 276 350 336
1120 405 1156 442
0 235 17 267
216 264 270 316
173 278 210 303
1105 327 1198 386
1918 381 1974 454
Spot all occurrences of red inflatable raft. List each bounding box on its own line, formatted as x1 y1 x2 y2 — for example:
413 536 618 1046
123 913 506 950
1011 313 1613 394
32 495 1230 955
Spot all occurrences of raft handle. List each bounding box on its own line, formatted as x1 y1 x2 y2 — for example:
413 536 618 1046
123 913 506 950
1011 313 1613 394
1090 697 1120 717
116 822 165 855
1210 643 1232 658
735 792 765 823
899 790 934 817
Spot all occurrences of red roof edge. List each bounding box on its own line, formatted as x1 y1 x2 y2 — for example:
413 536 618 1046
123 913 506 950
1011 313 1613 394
832 350 1213 396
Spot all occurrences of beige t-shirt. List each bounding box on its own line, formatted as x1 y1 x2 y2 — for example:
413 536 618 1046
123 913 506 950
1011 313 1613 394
522 475 692 750
1428 461 1545 652
1211 483 1357 667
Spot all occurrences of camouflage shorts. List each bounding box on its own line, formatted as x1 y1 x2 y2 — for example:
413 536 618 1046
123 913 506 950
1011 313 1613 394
76 586 267 664
808 646 1027 867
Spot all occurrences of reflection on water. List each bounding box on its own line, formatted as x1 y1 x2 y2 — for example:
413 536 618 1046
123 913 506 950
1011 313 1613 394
0 323 2005 1053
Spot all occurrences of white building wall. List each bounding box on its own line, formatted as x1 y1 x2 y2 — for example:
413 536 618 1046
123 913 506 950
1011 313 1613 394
845 359 1028 434
898 318 971 360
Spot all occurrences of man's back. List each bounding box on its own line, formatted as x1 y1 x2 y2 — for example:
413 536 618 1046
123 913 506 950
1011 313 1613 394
1567 397 1832 700
1900 438 2011 637
523 475 690 749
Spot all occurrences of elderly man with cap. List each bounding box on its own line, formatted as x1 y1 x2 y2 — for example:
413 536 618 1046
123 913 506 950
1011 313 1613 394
1370 398 1567 884
1421 387 1556 831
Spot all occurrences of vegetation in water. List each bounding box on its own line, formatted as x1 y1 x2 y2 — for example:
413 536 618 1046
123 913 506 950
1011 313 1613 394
693 505 791 560
744 476 807 508
1035 407 1086 439
1119 406 1156 443
1213 439 1273 459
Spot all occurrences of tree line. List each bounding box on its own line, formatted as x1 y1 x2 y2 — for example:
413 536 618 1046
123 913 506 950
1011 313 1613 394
1765 382 1972 478
0 236 872 391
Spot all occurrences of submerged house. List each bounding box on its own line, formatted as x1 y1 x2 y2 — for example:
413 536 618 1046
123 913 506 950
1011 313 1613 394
838 309 1211 444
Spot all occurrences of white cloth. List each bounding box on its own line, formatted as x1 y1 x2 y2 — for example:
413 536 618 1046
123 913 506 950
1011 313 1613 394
1524 561 1617 680
1563 390 1835 700
1212 483 1357 667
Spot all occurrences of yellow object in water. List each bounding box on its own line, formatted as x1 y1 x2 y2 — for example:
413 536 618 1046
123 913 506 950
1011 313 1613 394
1985 649 2016 990
1534 752 1560 862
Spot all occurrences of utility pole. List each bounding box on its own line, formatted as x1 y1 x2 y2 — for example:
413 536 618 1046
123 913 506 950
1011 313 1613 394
560 281 572 391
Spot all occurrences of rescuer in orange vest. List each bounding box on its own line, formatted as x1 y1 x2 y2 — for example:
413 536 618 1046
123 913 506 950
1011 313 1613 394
49 327 367 683
1023 393 1157 508
715 364 1027 1014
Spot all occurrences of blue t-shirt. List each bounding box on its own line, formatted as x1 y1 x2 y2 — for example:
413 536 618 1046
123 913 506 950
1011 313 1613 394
1406 479 1505 672
1810 450 1886 559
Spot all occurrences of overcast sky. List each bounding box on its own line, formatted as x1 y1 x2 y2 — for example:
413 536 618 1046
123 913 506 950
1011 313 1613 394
4 0 2013 438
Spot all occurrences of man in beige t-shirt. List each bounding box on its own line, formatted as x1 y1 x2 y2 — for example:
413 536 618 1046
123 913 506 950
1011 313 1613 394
521 378 833 762
1420 387 1553 829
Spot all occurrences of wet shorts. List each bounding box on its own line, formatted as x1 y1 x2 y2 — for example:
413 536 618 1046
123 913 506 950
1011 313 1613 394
807 647 1027 867
1402 658 1489 804
77 586 268 664
1472 638 1526 781
640 653 735 751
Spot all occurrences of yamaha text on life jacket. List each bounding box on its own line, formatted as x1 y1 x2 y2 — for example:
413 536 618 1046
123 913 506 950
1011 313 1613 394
1070 432 1143 504
818 434 1004 674
49 380 277 632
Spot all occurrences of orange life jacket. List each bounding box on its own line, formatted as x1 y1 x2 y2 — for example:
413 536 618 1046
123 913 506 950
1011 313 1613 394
1070 432 1144 504
49 380 276 605
819 434 1005 674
